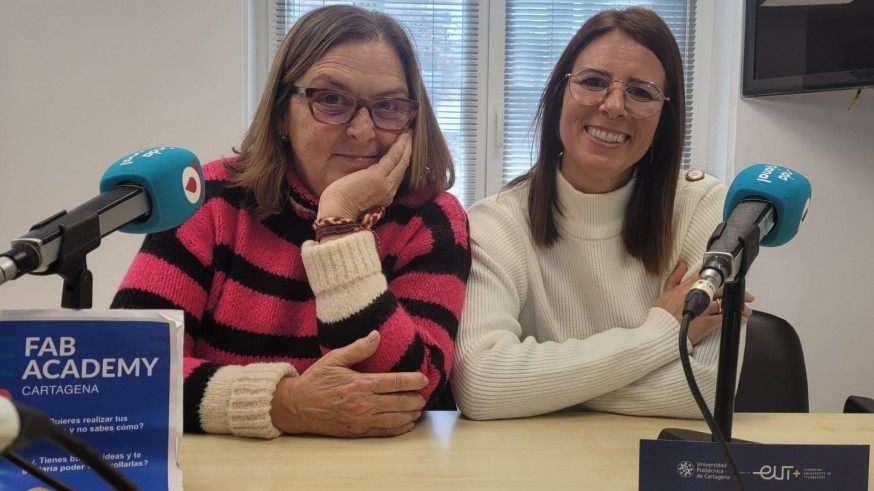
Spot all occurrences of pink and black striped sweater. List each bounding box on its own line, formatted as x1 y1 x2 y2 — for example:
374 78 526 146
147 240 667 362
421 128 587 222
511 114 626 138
111 159 470 438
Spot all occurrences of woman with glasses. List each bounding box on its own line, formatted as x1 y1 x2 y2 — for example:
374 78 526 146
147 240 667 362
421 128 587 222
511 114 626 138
112 5 470 438
452 7 751 420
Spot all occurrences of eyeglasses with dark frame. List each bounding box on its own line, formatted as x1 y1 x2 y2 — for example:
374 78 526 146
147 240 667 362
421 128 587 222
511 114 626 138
565 67 670 119
291 86 419 131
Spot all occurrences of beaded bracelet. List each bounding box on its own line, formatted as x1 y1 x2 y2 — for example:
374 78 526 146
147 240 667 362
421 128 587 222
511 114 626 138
312 206 386 242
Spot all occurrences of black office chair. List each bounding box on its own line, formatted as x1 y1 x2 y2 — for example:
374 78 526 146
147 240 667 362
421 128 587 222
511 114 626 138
844 395 874 413
734 310 809 412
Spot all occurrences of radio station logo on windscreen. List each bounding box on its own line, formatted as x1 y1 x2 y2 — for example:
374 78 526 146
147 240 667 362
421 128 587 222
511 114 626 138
182 161 203 204
116 146 203 205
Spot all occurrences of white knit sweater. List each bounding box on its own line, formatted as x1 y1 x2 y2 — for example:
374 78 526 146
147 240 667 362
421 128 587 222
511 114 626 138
452 169 737 420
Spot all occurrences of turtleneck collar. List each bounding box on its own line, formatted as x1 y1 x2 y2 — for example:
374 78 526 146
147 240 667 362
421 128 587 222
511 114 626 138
554 168 634 240
284 164 319 220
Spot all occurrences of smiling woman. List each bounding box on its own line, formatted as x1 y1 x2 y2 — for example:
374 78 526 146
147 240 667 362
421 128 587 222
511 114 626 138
451 7 752 422
557 30 667 195
111 5 471 440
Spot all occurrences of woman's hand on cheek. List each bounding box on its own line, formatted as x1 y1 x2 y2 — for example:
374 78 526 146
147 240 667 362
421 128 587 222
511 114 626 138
317 131 412 220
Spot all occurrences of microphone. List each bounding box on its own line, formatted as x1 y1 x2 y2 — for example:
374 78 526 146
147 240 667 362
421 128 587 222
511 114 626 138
0 147 203 287
1 397 140 490
1 396 54 452
683 164 812 317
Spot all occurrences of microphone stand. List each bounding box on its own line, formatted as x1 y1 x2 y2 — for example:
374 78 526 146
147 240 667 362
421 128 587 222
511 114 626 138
659 220 764 443
657 277 747 442
713 278 746 441
6 185 144 307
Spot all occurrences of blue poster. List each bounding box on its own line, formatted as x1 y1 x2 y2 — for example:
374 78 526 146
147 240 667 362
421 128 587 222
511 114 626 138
0 310 183 491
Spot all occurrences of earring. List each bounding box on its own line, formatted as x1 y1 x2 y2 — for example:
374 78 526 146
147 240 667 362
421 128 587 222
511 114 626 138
279 133 289 142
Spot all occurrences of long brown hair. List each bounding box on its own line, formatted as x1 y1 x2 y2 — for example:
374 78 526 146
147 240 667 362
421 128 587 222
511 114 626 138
228 5 454 219
507 7 685 276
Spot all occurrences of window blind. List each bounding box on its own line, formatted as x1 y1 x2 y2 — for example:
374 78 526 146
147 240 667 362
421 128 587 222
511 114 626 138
502 0 696 184
273 0 481 206
270 0 695 206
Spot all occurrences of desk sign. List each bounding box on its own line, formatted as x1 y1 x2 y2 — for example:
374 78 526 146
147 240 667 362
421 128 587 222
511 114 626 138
640 439 869 490
0 309 183 490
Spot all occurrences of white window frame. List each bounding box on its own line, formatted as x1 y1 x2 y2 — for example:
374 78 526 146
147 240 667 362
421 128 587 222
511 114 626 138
243 0 721 206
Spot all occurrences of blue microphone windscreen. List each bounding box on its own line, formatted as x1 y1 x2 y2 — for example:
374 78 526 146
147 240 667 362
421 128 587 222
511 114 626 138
99 147 204 233
725 164 811 247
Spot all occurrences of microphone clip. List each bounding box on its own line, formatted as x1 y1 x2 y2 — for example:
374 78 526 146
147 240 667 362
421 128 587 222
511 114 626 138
14 203 102 310
39 209 100 309
704 208 765 284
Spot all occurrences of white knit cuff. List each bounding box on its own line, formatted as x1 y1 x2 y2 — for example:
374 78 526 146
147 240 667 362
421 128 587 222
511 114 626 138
301 231 382 294
301 232 388 323
200 362 297 439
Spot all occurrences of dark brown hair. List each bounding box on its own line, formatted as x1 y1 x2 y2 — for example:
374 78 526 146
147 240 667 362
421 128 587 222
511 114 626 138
507 7 685 276
228 5 454 218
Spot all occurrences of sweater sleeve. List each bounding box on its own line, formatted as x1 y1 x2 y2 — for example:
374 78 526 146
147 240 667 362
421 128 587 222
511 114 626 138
301 193 470 406
452 197 683 420
584 180 739 418
111 199 296 439
452 180 730 421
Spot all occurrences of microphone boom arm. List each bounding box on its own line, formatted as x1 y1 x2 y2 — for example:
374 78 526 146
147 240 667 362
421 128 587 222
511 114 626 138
0 185 149 308
13 185 148 275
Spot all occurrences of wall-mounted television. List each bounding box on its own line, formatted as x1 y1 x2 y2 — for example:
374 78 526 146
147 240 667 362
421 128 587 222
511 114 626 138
743 0 874 97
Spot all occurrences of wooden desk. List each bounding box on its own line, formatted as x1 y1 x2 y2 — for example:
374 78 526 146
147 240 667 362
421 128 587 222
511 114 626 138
179 411 874 490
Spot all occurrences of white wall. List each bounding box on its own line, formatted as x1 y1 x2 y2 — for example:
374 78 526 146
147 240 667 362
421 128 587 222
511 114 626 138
1 1 871 412
737 92 874 412
717 4 874 412
0 0 245 309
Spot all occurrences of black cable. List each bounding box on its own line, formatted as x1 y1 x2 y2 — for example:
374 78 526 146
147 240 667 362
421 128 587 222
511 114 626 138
48 425 141 491
679 311 746 491
1 399 140 490
2 451 76 491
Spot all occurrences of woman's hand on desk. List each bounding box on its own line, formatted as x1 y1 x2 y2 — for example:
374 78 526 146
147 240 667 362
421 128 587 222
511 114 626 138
269 330 427 438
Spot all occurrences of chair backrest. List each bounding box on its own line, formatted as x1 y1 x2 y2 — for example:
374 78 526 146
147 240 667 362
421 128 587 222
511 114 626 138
844 395 874 413
734 310 809 412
